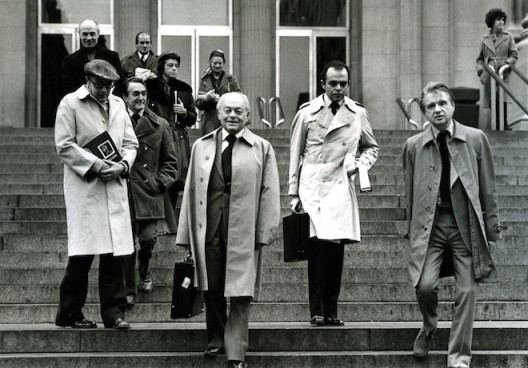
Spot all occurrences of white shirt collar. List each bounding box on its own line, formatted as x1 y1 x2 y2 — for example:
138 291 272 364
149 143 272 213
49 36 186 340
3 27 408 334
222 128 244 141
431 120 454 140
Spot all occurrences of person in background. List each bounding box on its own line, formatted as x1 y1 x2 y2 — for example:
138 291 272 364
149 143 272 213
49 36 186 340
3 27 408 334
62 19 124 96
288 60 379 328
196 50 241 136
144 51 197 235
476 8 518 129
121 32 158 79
176 92 280 368
122 77 178 302
54 60 138 330
403 82 501 368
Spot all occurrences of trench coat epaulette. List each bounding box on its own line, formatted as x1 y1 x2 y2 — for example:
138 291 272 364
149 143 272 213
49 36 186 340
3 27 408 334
298 101 310 110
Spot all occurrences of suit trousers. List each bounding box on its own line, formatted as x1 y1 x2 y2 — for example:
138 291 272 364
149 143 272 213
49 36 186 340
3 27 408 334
56 253 127 326
124 220 158 295
307 237 345 319
204 234 251 362
416 210 477 368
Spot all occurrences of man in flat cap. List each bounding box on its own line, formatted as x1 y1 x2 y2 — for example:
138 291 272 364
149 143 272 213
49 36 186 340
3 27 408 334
54 59 138 329
62 19 124 96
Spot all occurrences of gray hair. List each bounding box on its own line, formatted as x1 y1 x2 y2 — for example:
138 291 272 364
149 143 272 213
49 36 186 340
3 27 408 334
217 92 250 113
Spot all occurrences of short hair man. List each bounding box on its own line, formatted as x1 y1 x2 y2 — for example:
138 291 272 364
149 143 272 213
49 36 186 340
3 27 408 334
289 60 379 327
403 82 501 367
54 60 138 329
176 92 280 368
121 77 178 304
121 32 158 79
62 19 124 96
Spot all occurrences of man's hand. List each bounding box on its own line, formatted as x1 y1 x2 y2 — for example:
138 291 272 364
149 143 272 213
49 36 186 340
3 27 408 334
488 241 495 253
173 98 188 116
99 160 125 181
290 196 302 214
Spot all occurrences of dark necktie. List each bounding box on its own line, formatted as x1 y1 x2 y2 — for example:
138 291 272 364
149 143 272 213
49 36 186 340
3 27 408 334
140 53 147 67
330 101 340 115
222 134 237 187
437 131 451 204
131 113 140 127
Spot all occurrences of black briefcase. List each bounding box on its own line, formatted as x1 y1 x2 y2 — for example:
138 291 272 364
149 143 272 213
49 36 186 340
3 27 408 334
170 258 204 319
282 213 310 262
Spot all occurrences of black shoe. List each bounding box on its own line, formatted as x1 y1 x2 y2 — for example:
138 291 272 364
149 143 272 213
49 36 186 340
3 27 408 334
310 315 325 326
139 271 153 294
413 327 435 359
227 361 247 368
56 318 97 329
324 317 345 326
105 317 130 330
204 346 225 357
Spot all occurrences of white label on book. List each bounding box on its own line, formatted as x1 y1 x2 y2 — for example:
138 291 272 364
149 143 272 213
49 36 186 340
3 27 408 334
182 277 191 289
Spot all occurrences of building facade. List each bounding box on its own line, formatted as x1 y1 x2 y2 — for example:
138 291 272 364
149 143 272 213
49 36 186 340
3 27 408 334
3 0 528 130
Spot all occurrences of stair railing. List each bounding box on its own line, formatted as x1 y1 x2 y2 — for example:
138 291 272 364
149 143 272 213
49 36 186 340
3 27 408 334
483 62 528 130
256 97 286 128
396 97 429 130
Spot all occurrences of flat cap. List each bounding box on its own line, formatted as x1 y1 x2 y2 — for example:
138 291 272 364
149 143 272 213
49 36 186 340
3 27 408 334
84 59 120 81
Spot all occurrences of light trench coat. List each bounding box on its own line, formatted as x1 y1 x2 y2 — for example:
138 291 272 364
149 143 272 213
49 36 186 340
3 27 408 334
289 95 379 242
176 128 280 298
55 85 138 256
403 121 501 287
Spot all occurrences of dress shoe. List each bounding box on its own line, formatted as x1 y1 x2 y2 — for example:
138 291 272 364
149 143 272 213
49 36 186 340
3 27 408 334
324 317 345 326
310 315 325 326
139 271 153 293
105 317 130 330
126 294 136 307
56 318 97 329
204 346 225 357
413 327 435 359
227 360 247 368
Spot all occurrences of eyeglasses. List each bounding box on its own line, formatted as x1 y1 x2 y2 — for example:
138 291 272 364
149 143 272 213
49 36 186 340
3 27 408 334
88 78 115 89
327 81 349 88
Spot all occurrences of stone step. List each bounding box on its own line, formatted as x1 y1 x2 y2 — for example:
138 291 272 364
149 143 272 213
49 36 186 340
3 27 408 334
0 321 526 353
2 262 528 286
1 281 527 304
0 301 527 324
2 244 528 269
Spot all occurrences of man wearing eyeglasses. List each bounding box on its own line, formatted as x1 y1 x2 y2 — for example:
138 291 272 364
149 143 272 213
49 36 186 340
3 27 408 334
289 60 379 327
54 59 138 330
121 32 158 79
62 19 124 97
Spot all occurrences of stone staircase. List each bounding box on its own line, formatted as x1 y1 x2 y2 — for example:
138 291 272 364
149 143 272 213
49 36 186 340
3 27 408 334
1 127 528 367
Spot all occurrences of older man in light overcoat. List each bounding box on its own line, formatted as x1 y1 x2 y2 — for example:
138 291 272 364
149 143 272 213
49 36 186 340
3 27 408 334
176 92 280 368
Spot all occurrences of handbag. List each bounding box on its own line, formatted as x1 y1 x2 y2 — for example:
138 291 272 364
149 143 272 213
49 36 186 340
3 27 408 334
282 213 310 262
170 254 204 319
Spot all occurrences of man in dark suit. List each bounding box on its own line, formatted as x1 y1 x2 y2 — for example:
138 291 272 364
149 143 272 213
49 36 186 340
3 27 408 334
176 92 280 368
121 32 158 79
403 82 501 368
62 19 124 96
122 77 178 303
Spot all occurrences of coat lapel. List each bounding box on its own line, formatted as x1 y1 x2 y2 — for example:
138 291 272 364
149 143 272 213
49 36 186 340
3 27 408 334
134 109 158 138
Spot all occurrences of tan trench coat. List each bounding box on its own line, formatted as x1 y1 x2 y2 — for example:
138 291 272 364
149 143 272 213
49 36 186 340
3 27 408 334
176 128 280 298
288 95 379 242
403 122 501 287
55 85 138 256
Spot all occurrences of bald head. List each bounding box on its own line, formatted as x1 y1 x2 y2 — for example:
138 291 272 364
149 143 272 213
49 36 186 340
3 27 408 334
79 19 99 49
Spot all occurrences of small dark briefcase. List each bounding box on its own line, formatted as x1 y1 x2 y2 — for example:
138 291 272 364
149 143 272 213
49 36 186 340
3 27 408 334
282 213 310 262
170 258 204 319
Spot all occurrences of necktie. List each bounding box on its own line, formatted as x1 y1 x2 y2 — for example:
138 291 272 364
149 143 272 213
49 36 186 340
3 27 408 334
437 131 451 204
330 101 340 115
141 54 147 67
222 135 237 187
132 113 141 127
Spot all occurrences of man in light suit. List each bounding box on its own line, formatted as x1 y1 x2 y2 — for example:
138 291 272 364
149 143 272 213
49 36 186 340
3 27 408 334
121 32 158 79
289 60 379 327
176 92 280 368
403 82 502 368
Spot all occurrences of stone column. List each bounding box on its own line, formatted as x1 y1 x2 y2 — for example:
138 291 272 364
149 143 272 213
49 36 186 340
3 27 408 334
239 0 274 128
114 0 156 58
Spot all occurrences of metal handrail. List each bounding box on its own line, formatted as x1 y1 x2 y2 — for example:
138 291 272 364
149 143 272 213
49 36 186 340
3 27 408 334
269 97 285 128
483 62 528 129
396 97 424 129
256 97 271 128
